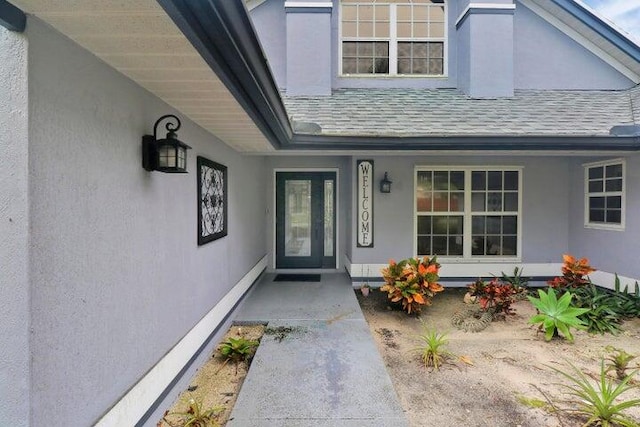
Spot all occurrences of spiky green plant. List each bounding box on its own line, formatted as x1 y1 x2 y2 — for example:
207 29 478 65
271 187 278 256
605 346 638 381
163 398 222 427
548 360 640 427
528 288 589 342
412 325 453 370
219 336 258 363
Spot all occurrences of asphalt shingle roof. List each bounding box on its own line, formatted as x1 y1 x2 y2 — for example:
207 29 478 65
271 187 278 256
283 88 639 137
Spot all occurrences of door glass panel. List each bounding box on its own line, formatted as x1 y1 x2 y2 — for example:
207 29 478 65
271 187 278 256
324 180 334 257
285 180 311 257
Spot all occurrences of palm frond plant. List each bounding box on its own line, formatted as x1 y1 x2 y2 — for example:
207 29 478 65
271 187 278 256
548 360 640 427
528 288 589 342
605 346 638 381
412 324 453 370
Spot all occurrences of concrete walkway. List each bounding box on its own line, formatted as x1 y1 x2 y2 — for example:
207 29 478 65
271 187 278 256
229 273 408 427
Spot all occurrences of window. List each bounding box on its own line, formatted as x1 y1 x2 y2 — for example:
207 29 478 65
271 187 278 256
415 167 521 259
341 1 446 76
584 159 625 230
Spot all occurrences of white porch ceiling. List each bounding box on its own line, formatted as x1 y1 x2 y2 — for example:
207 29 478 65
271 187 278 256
10 0 275 153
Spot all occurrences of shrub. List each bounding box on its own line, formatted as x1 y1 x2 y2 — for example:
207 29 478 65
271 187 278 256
528 288 589 342
497 266 529 296
467 278 521 316
548 254 596 290
572 284 624 335
380 256 444 314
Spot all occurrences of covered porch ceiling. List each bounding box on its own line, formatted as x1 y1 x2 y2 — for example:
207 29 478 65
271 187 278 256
5 0 640 154
8 0 276 153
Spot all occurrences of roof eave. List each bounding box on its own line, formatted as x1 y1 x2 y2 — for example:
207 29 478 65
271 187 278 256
288 134 640 151
156 0 292 150
0 0 25 32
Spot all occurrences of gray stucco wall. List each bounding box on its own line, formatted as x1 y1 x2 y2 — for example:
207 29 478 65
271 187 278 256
569 154 640 281
0 26 30 427
251 0 634 93
264 156 350 270
251 0 287 90
514 2 632 89
349 155 570 264
26 18 266 426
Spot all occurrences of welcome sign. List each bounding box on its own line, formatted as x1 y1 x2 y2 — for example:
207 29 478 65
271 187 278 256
357 160 374 248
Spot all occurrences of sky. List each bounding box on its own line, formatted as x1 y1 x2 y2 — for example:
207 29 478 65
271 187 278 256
580 0 640 43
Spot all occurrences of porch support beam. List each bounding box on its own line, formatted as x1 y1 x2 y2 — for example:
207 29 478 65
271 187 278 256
0 0 25 32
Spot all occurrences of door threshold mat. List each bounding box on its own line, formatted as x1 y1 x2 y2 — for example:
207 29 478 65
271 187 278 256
273 274 321 282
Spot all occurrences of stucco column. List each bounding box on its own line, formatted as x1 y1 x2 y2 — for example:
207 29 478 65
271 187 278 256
285 1 333 96
0 24 30 427
456 0 515 98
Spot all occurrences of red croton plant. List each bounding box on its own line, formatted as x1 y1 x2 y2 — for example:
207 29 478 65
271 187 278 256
548 254 596 290
380 256 444 314
467 278 521 316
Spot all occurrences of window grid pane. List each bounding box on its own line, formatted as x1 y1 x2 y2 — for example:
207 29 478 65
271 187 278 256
342 2 446 76
586 162 624 226
417 169 520 259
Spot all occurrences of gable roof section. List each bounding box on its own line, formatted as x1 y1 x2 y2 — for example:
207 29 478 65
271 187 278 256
284 88 636 137
7 0 640 152
156 0 640 152
521 0 640 83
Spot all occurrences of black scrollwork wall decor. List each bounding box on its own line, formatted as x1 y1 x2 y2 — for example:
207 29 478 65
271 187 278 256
197 156 228 245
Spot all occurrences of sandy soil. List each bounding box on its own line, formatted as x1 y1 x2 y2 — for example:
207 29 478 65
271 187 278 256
158 325 264 427
357 288 640 427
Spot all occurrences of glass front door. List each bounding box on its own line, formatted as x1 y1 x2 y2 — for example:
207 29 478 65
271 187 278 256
276 172 336 268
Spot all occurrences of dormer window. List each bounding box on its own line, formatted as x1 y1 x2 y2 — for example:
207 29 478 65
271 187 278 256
340 0 446 76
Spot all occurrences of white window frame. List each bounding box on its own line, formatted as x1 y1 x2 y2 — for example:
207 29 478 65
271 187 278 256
339 1 448 77
414 166 523 263
583 158 625 231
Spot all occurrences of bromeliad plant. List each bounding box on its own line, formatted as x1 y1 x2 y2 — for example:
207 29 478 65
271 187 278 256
548 254 596 291
548 360 640 427
605 346 638 381
528 288 590 342
380 256 444 314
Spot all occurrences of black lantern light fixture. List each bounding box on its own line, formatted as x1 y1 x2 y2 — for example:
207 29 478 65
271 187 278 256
380 172 392 193
142 114 192 173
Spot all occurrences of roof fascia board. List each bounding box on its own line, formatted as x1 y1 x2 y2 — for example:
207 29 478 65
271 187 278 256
288 134 640 151
0 0 26 32
520 0 640 84
157 0 292 149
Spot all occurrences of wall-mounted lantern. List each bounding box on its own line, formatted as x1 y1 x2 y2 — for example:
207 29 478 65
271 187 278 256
380 172 392 193
142 114 192 173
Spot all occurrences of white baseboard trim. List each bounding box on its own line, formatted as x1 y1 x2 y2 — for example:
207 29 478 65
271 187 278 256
589 271 639 291
348 262 640 291
348 262 563 279
94 255 268 427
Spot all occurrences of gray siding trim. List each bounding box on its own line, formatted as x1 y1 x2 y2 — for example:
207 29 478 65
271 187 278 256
455 5 516 29
0 0 25 32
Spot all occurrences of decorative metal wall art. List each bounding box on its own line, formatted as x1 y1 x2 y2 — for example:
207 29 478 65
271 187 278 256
197 156 228 245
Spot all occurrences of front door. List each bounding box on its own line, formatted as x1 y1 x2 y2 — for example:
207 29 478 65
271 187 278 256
275 171 336 268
